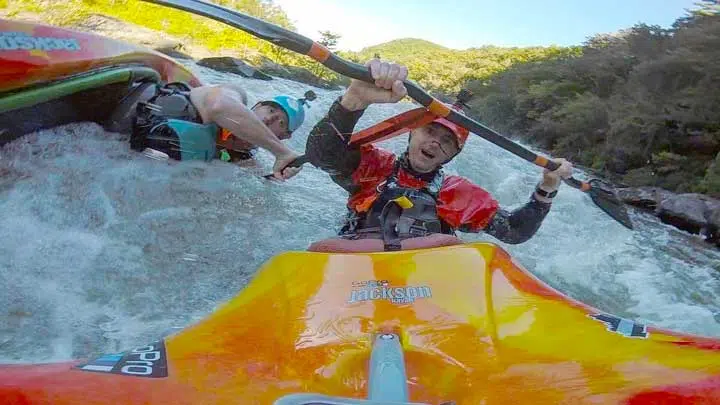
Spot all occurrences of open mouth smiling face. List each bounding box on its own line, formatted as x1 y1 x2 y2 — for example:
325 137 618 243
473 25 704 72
408 124 460 173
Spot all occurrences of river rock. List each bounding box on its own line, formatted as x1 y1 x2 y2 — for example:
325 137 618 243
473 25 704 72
72 14 184 51
617 187 674 210
620 187 720 246
704 200 720 246
70 14 215 60
197 57 272 80
657 193 716 236
258 59 341 90
155 45 195 61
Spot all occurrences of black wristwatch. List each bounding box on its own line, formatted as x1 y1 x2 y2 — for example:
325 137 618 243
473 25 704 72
535 184 558 199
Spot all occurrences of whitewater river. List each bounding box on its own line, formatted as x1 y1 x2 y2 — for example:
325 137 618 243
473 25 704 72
1 63 719 362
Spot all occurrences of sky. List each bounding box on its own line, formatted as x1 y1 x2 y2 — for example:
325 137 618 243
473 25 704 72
273 0 699 51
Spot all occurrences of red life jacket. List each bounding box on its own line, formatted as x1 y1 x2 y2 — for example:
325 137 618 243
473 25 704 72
344 145 499 242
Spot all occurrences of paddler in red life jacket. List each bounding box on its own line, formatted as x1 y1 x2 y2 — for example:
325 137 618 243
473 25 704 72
305 60 574 252
130 81 315 180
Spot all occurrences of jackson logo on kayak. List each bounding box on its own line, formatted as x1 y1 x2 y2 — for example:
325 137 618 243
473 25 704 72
75 340 168 378
348 280 433 304
590 313 649 338
0 32 81 52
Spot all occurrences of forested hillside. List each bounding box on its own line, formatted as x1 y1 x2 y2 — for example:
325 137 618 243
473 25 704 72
465 1 720 196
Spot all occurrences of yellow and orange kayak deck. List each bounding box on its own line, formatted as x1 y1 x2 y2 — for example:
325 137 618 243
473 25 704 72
1 243 719 404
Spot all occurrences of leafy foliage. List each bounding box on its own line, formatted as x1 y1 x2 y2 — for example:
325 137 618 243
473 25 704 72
7 1 578 95
347 38 577 96
318 30 341 51
5 0 341 78
467 2 720 196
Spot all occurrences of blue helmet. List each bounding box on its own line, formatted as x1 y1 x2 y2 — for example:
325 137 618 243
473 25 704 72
264 90 316 133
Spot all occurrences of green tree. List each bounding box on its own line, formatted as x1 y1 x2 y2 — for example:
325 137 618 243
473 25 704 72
468 6 720 194
318 30 341 51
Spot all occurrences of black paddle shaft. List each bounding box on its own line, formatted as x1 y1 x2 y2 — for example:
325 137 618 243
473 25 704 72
143 0 633 229
143 0 558 170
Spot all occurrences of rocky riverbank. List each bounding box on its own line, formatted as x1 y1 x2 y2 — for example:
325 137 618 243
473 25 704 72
619 187 720 246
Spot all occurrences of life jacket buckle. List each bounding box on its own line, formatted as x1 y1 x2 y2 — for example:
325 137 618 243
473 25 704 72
376 180 388 193
140 102 163 114
342 211 361 233
408 223 430 237
392 196 414 209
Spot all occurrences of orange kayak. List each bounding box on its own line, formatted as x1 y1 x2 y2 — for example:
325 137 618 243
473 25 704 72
1 242 718 404
0 18 199 94
0 18 201 144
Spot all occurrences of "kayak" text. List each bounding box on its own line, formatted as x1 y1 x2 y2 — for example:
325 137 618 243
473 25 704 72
348 284 432 304
0 32 81 51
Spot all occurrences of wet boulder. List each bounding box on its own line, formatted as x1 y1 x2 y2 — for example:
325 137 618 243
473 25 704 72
197 57 273 81
657 193 720 242
704 200 720 246
617 187 674 210
258 59 341 90
155 44 194 60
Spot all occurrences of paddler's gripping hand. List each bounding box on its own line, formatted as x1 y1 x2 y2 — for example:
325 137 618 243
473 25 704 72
535 158 573 202
341 60 408 111
542 158 573 189
272 152 303 181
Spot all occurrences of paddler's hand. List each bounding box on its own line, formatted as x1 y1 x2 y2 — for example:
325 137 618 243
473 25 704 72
272 152 303 181
341 60 408 111
539 158 573 191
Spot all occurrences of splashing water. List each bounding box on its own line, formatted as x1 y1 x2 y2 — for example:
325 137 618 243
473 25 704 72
1 63 719 363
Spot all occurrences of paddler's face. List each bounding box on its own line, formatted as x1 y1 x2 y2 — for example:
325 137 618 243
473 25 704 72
252 103 291 140
407 124 460 173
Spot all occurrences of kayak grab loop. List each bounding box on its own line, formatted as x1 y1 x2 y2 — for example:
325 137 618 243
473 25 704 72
274 333 434 405
368 333 408 401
